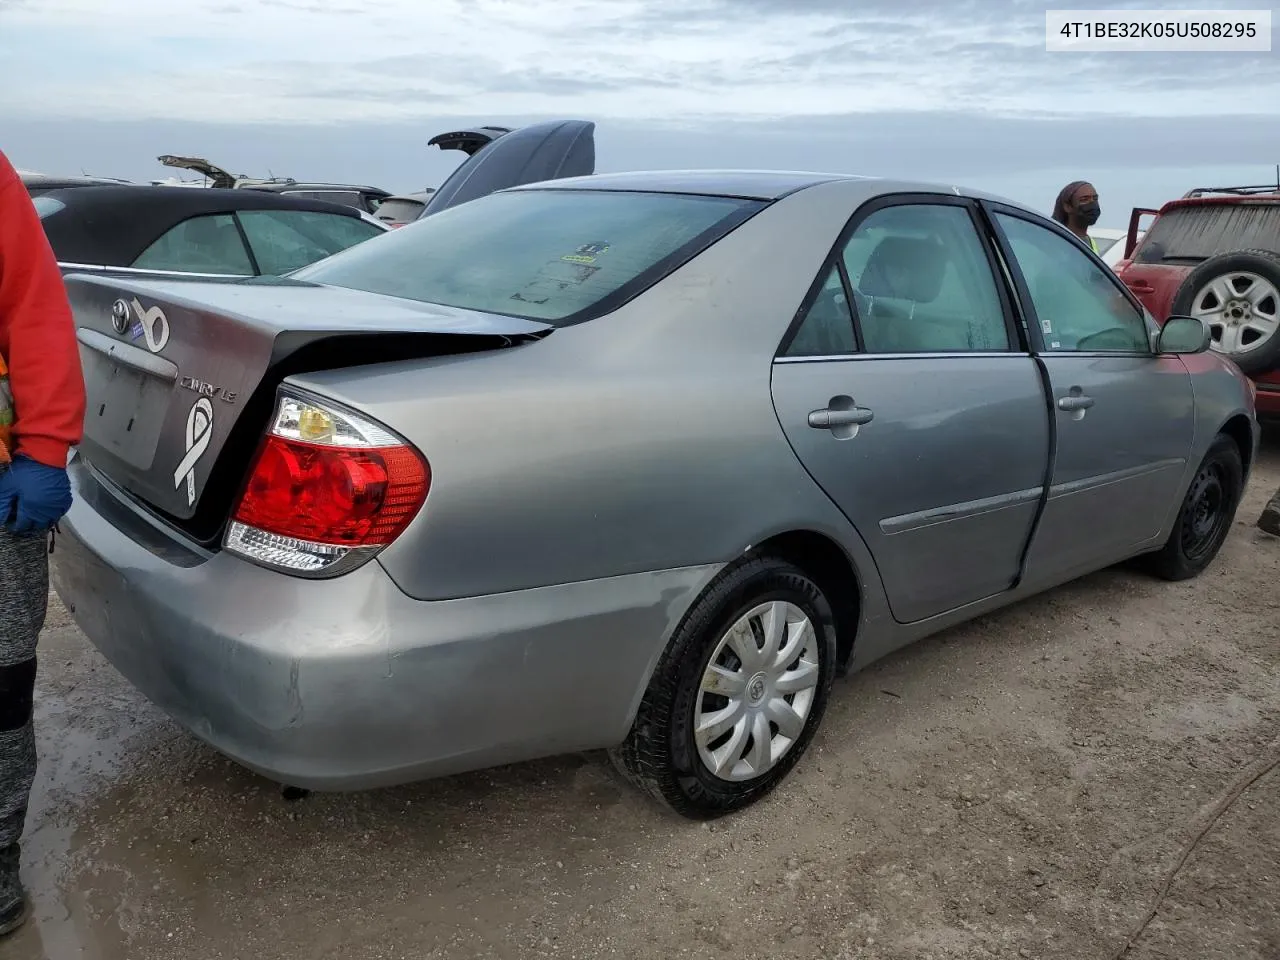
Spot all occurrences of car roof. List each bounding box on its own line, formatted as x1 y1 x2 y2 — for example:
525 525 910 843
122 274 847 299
514 169 870 200
38 184 373 267
509 169 1043 214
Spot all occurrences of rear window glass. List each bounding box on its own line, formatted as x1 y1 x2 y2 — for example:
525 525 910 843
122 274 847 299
1135 202 1280 261
290 189 764 324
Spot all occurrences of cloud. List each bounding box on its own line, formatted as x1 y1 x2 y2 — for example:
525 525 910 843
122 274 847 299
1 0 1273 124
2 0 1273 225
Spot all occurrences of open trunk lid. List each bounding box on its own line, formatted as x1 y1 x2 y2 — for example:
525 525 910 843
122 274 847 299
67 274 549 538
427 126 512 156
156 155 240 189
419 119 595 218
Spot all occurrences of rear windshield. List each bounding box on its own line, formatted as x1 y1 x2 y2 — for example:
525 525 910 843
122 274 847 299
1134 201 1280 262
290 188 764 324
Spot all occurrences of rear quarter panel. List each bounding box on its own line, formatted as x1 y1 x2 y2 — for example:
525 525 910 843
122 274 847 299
286 179 892 609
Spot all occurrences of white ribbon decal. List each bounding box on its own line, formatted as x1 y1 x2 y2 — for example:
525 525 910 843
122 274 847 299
131 297 171 353
173 397 214 506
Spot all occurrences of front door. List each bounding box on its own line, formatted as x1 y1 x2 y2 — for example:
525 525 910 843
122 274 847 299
771 197 1052 624
988 207 1195 583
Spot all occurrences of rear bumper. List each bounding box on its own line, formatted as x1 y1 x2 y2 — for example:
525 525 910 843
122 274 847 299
51 457 719 790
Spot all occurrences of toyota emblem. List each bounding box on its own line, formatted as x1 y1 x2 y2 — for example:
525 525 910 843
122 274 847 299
110 299 131 334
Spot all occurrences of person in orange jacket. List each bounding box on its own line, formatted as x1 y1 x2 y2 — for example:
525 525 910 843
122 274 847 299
0 147 86 937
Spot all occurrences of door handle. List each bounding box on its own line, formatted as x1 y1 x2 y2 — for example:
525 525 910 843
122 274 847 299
808 397 873 439
808 407 874 428
1057 394 1095 411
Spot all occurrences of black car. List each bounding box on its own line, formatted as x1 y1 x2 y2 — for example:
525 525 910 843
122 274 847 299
33 184 388 280
236 180 393 214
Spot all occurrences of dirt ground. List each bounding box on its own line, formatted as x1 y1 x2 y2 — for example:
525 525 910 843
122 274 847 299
9 431 1280 960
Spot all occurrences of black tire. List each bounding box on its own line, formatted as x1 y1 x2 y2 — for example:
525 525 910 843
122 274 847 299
609 556 838 819
1169 249 1280 376
1148 434 1244 581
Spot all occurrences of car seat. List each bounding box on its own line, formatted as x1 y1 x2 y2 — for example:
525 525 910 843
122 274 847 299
856 235 952 352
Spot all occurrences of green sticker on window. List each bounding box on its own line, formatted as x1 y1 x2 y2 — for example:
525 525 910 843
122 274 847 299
560 241 610 265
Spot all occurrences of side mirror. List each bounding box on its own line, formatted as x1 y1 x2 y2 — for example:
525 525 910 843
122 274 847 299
1155 315 1211 354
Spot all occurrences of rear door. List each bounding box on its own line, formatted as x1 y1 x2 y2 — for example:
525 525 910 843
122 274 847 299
770 195 1052 624
986 203 1195 581
418 119 595 217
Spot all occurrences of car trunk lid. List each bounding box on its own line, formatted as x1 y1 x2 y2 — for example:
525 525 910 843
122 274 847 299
67 274 550 536
156 154 240 189
427 126 512 156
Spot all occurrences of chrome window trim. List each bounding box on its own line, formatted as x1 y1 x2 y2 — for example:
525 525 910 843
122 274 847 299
774 351 1028 363
58 261 248 280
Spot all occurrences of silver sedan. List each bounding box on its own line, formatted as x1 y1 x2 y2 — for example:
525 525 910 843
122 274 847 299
52 144 1258 818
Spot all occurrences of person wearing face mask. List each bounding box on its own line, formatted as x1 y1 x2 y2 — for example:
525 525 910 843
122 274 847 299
1051 180 1102 252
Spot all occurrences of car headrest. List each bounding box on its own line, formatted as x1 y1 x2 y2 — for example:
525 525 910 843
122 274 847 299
857 235 949 303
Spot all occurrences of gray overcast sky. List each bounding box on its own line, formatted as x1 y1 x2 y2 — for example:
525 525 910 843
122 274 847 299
1 0 1276 226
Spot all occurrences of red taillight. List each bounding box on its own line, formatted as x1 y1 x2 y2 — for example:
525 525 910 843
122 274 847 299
224 391 429 577
233 435 428 546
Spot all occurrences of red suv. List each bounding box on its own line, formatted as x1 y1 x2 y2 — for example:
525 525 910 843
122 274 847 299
1112 184 1280 417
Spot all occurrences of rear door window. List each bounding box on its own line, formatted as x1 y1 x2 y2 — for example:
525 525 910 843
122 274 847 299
131 213 255 275
237 209 384 275
290 188 764 325
842 203 1011 353
783 264 857 357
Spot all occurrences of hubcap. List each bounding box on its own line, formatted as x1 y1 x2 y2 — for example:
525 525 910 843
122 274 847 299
694 600 821 782
1190 271 1280 357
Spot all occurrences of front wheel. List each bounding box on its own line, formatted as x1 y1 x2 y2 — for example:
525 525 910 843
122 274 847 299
1148 434 1244 580
610 557 838 819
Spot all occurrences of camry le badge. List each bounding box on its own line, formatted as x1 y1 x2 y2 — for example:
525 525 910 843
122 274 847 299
179 375 238 405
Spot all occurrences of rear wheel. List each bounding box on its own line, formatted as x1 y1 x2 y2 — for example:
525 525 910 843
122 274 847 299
610 557 838 819
1148 434 1244 580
